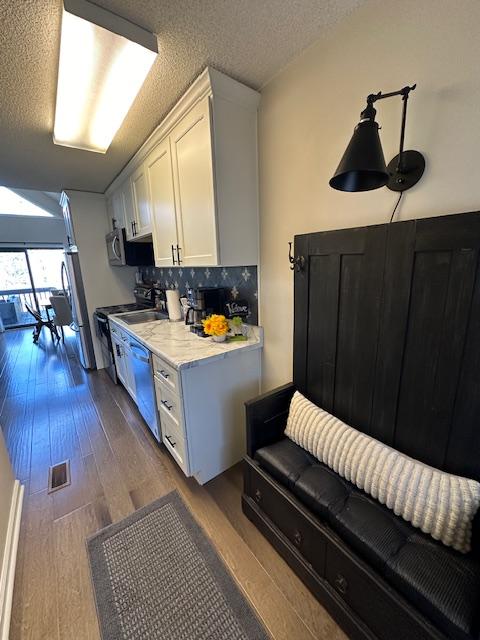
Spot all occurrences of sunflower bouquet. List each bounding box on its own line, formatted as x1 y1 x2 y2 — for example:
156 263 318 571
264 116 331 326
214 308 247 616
202 314 229 341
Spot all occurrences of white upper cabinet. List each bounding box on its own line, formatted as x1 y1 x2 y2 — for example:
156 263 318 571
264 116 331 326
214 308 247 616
111 189 125 230
170 97 217 266
130 165 153 240
122 180 136 240
107 179 136 238
146 139 178 266
105 68 260 266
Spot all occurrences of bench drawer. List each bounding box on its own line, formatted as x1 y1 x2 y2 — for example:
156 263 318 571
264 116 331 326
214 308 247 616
326 543 434 640
245 460 326 577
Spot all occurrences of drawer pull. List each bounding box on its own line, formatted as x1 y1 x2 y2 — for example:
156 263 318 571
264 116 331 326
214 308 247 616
293 530 302 547
165 434 176 448
161 400 173 411
254 489 262 504
334 573 348 596
159 369 170 379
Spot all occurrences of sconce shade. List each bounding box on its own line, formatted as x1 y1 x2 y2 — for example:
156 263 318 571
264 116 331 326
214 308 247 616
329 120 388 192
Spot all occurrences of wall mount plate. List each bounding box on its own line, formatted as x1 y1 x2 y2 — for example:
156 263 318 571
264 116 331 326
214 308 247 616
387 150 425 192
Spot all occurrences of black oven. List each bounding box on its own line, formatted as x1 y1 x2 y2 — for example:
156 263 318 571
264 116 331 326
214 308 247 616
94 287 159 383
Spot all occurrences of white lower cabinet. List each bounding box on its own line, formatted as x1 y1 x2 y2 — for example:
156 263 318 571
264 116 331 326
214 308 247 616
152 348 261 485
111 324 136 401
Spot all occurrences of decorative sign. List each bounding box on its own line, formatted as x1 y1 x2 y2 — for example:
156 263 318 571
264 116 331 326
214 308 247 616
225 300 249 318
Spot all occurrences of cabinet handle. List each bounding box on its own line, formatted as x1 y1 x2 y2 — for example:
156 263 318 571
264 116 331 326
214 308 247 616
176 245 182 264
165 434 176 448
334 573 348 596
254 489 262 504
133 221 137 236
171 244 177 265
115 344 121 357
161 399 173 411
131 221 135 236
159 369 170 379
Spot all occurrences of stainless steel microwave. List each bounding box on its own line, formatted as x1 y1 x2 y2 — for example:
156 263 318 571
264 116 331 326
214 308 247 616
105 228 154 267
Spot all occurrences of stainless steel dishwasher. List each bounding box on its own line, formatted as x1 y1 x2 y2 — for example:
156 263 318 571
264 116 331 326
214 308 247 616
129 338 161 442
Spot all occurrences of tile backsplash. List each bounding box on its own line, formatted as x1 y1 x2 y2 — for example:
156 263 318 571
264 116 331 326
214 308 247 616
138 265 258 325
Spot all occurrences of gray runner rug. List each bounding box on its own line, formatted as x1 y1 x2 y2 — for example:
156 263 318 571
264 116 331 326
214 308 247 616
87 490 269 640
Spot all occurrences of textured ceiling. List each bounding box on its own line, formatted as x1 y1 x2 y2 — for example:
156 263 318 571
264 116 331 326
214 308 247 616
0 0 362 193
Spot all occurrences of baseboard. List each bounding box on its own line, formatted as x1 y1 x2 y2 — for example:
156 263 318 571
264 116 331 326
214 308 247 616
0 481 24 640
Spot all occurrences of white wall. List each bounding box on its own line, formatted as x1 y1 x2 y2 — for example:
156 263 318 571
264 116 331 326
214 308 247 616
0 431 14 576
258 0 480 391
0 428 16 637
0 215 65 246
0 189 65 246
67 191 136 367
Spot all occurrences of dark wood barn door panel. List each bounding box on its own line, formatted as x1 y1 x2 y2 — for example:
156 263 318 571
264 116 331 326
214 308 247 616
293 211 480 481
394 247 477 467
294 225 386 431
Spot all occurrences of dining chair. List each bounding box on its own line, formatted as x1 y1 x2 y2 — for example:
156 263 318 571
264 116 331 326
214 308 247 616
49 295 73 342
25 303 59 344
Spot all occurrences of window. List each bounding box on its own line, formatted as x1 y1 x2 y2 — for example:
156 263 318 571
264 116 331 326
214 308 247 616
0 187 53 217
0 248 65 328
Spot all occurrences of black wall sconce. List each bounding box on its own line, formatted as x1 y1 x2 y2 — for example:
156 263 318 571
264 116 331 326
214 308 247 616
329 85 425 193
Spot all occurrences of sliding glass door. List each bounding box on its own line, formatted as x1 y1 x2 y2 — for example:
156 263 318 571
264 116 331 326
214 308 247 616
0 247 65 329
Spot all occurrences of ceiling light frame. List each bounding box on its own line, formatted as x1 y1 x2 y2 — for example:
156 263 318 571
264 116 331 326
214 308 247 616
53 0 158 154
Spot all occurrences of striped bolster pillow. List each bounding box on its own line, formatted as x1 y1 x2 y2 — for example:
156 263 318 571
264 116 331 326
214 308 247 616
285 391 480 554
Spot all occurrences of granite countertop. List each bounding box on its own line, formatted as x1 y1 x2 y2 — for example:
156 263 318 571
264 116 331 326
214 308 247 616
109 313 263 370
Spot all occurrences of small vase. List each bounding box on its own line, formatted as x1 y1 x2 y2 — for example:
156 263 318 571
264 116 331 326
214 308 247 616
212 334 226 343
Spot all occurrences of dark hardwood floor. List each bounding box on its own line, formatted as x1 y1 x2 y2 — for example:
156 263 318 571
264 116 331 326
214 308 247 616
0 327 345 640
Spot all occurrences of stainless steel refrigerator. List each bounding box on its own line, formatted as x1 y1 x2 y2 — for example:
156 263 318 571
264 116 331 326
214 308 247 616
60 193 96 370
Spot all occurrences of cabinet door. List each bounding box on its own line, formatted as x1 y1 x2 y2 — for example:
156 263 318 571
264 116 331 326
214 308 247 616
146 139 178 266
110 189 126 231
122 180 136 240
112 335 127 386
170 97 218 266
122 342 137 401
131 164 152 239
106 196 115 231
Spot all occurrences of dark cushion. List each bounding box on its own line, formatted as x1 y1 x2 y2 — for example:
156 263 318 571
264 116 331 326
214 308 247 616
254 438 480 640
254 437 316 490
385 535 480 640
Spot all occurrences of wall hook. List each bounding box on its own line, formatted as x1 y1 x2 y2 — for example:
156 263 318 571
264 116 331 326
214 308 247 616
288 242 305 272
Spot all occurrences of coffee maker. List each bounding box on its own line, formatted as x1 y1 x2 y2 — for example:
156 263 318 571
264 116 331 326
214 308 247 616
185 287 227 335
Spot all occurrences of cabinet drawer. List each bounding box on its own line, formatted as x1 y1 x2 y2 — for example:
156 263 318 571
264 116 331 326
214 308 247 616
161 411 189 475
326 543 433 640
154 377 184 431
246 462 326 577
152 354 180 394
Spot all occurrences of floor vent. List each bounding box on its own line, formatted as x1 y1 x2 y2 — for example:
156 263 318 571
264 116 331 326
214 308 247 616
48 460 71 493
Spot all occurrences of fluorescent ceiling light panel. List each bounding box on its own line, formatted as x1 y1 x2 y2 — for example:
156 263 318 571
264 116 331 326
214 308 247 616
54 0 157 153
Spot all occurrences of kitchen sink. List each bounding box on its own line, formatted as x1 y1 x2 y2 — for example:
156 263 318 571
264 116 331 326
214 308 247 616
120 311 167 324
